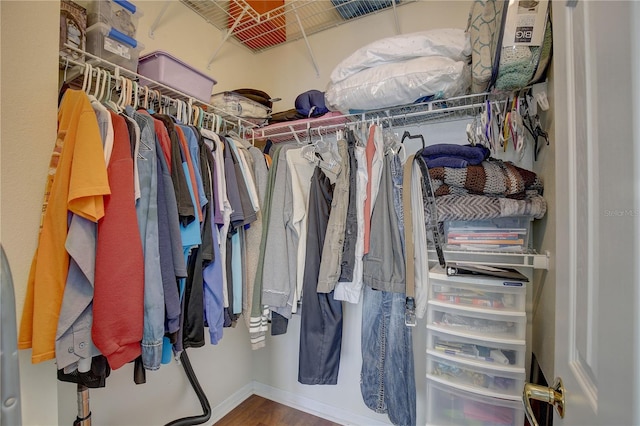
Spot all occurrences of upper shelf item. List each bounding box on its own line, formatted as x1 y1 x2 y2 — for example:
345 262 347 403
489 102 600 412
87 0 142 38
86 22 144 72
137 51 217 103
467 0 552 93
326 29 472 112
60 0 88 64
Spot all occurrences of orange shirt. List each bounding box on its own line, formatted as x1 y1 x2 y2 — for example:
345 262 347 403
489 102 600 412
19 90 110 363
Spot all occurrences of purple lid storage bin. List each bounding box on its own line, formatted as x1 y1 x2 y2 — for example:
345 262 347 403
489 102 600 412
137 51 216 102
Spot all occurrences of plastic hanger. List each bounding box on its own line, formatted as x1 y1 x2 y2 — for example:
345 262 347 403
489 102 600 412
84 64 94 94
198 108 205 129
192 106 200 127
143 86 149 110
125 78 133 108
121 78 130 109
132 81 139 110
175 99 181 120
103 71 122 112
92 66 103 98
186 101 193 126
116 76 125 109
98 69 108 103
81 63 91 93
383 126 401 156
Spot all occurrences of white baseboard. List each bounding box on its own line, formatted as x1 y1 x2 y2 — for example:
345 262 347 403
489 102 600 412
251 381 390 426
208 383 255 424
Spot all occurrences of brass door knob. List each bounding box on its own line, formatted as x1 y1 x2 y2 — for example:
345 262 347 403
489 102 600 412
523 377 565 426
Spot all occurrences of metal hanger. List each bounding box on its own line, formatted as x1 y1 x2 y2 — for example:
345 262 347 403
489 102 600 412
401 130 426 154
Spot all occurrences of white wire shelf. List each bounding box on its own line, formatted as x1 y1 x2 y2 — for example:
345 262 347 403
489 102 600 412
59 45 259 131
179 0 416 53
428 248 550 270
250 92 493 143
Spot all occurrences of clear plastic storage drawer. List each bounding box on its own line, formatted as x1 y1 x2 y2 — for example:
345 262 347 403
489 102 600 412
86 22 143 71
427 327 527 369
426 379 525 426
444 216 532 252
429 273 526 313
427 353 525 399
427 303 526 342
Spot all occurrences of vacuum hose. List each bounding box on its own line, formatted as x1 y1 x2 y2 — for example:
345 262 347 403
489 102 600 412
164 350 212 426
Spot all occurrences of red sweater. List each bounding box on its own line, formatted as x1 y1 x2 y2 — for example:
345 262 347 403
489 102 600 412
93 112 144 369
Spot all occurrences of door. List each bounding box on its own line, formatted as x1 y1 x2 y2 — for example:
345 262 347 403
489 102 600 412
550 1 639 425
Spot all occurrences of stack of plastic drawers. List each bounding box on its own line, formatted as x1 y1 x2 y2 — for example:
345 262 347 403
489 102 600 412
425 265 527 425
85 0 143 71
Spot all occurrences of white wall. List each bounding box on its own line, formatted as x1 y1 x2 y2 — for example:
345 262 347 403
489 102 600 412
1 2 62 425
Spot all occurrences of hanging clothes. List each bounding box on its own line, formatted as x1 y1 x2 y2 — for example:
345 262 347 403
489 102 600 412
19 89 110 364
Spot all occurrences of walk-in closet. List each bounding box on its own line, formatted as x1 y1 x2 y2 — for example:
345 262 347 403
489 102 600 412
1 1 639 426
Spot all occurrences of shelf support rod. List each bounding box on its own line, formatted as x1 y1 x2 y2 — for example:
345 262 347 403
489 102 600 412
391 0 400 34
148 1 171 39
207 5 249 69
293 9 320 77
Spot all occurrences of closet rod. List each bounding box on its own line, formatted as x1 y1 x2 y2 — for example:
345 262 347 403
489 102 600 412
61 44 259 131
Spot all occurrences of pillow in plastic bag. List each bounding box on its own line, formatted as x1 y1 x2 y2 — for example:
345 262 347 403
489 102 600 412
325 56 471 112
330 28 471 84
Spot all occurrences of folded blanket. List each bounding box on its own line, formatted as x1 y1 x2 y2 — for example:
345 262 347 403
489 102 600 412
433 193 547 221
426 157 471 168
429 159 543 199
421 143 490 168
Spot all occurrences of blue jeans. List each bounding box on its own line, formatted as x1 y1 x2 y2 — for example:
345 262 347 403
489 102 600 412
361 152 416 426
361 286 416 426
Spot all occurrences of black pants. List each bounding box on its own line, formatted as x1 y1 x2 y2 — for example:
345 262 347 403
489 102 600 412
298 167 343 385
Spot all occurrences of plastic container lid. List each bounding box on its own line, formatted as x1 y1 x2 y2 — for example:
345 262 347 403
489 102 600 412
87 22 138 48
138 50 216 83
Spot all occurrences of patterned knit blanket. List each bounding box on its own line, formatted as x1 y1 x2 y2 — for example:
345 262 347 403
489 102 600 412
429 159 544 200
434 193 547 221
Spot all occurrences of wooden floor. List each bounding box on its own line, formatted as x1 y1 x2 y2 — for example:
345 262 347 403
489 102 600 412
214 394 342 426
